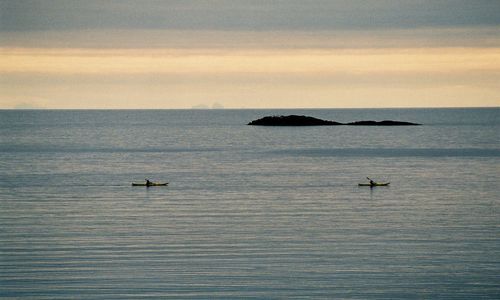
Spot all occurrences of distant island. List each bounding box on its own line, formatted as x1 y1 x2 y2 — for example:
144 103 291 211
248 115 421 126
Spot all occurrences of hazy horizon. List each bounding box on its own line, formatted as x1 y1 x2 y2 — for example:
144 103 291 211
1 0 500 109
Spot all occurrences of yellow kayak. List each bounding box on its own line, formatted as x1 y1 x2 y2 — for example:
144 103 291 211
358 182 390 186
132 182 168 186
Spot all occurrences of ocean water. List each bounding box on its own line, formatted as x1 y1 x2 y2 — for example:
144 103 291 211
0 108 499 299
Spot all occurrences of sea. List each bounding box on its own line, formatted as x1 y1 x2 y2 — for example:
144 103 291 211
0 108 499 299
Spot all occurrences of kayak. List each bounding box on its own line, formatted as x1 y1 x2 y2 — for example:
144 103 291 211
132 182 168 186
358 182 390 187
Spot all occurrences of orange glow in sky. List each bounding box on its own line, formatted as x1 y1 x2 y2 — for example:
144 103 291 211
1 1 499 108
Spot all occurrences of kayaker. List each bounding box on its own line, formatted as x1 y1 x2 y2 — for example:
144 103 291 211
145 179 152 186
367 177 375 186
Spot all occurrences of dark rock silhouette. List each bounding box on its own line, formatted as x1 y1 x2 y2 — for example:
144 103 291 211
248 115 421 126
248 115 342 126
347 120 421 126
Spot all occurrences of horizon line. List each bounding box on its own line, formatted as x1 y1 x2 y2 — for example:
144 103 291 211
2 106 499 111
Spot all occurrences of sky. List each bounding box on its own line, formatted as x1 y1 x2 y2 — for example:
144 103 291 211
1 0 500 109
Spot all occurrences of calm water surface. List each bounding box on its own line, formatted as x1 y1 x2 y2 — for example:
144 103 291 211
1 108 499 299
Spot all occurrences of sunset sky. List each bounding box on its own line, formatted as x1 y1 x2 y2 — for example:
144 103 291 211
1 0 500 109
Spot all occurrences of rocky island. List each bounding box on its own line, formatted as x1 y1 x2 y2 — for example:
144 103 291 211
248 115 421 126
248 115 342 126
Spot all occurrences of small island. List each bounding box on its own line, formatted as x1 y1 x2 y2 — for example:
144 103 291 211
248 115 421 126
248 115 342 126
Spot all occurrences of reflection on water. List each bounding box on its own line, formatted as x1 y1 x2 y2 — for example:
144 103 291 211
1 108 499 298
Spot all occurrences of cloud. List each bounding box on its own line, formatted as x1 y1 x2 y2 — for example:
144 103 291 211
2 0 500 32
2 27 500 49
1 1 499 108
1 1 499 50
2 47 499 75
1 47 499 109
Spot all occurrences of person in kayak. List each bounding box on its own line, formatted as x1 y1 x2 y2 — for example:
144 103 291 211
367 177 375 186
145 179 152 186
